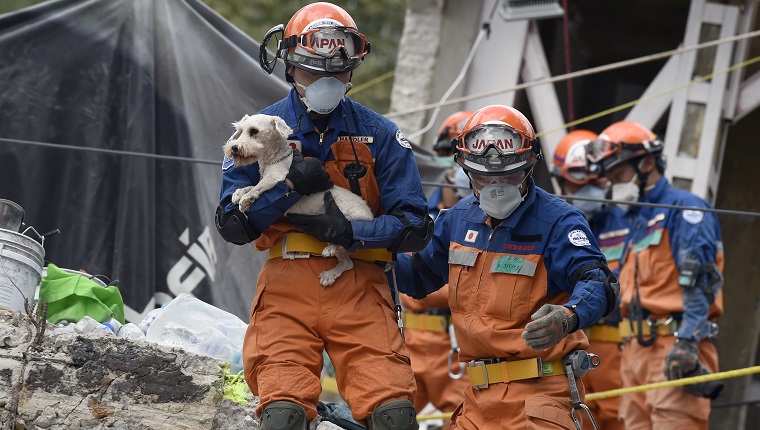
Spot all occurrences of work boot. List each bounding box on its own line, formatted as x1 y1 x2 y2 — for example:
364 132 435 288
366 399 419 430
260 401 308 430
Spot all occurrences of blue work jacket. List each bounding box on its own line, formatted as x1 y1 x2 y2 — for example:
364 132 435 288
219 89 428 250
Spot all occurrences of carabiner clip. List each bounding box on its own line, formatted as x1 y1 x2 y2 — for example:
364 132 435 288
447 324 465 379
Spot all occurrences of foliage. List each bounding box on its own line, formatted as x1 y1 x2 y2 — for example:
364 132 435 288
0 0 46 15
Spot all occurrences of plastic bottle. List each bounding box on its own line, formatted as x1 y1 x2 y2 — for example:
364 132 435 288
74 316 113 335
102 317 123 335
118 323 146 341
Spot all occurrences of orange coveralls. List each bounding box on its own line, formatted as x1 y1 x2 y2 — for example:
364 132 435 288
401 287 468 416
242 138 416 421
618 178 723 430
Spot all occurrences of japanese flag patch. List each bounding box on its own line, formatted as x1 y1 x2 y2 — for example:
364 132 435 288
465 230 478 243
568 230 591 246
396 129 411 149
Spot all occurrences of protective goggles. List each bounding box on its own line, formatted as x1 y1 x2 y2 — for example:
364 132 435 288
552 165 591 185
469 170 527 187
455 124 532 156
283 27 370 60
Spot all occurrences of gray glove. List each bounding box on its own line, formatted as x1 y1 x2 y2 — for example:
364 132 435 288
665 338 699 380
522 304 579 350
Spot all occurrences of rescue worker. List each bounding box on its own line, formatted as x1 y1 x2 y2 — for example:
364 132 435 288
395 105 619 429
552 130 627 430
586 120 724 430
428 111 475 216
216 3 431 429
402 112 474 428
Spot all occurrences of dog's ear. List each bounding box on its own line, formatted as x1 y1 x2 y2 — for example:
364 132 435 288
230 122 243 140
271 116 293 140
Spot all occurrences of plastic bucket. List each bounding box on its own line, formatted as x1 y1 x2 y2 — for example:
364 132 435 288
0 243 43 311
0 228 45 262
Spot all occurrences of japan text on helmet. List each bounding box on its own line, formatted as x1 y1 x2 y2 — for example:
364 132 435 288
586 121 665 175
433 110 474 152
270 2 370 76
452 105 541 176
551 130 598 185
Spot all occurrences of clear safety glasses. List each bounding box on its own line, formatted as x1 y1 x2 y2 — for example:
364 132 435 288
455 124 531 156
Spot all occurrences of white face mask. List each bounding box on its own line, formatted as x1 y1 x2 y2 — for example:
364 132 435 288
570 184 606 219
295 76 348 114
478 182 524 219
611 173 639 212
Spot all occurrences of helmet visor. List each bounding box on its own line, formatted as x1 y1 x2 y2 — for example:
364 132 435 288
297 27 369 60
458 124 528 156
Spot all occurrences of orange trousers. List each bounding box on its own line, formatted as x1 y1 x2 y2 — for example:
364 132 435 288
243 257 416 422
450 375 585 429
582 340 624 430
405 327 468 413
620 336 719 430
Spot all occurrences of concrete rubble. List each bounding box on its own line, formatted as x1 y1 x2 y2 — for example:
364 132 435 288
0 308 350 430
0 308 261 429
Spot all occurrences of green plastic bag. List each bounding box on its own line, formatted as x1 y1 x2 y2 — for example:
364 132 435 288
39 263 125 324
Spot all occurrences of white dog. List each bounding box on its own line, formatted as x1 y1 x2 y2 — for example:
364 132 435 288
223 113 374 286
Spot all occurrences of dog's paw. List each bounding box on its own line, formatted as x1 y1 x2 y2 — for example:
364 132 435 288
322 244 341 258
232 186 253 204
319 270 339 287
238 195 255 212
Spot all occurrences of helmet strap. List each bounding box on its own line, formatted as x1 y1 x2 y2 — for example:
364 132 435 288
631 158 649 198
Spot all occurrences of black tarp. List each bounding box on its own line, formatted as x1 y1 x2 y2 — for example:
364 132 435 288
0 0 444 321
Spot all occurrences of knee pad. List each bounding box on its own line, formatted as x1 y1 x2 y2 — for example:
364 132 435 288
260 401 307 430
366 399 419 430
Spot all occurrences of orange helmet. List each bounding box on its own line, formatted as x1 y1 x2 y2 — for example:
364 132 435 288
551 130 598 185
276 2 370 75
453 105 541 175
433 110 474 151
586 121 664 174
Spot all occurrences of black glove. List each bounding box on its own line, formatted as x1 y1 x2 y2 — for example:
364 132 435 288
287 192 354 248
665 338 700 380
522 304 579 350
286 149 333 196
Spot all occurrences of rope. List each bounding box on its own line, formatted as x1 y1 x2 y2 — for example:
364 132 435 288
416 365 760 422
385 29 760 119
537 54 760 138
419 181 760 217
586 365 760 401
348 70 395 95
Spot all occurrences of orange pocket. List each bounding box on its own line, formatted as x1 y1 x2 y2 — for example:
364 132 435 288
525 395 577 430
484 253 540 322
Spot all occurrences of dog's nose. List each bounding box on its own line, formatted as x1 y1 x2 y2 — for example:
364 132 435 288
231 145 239 154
